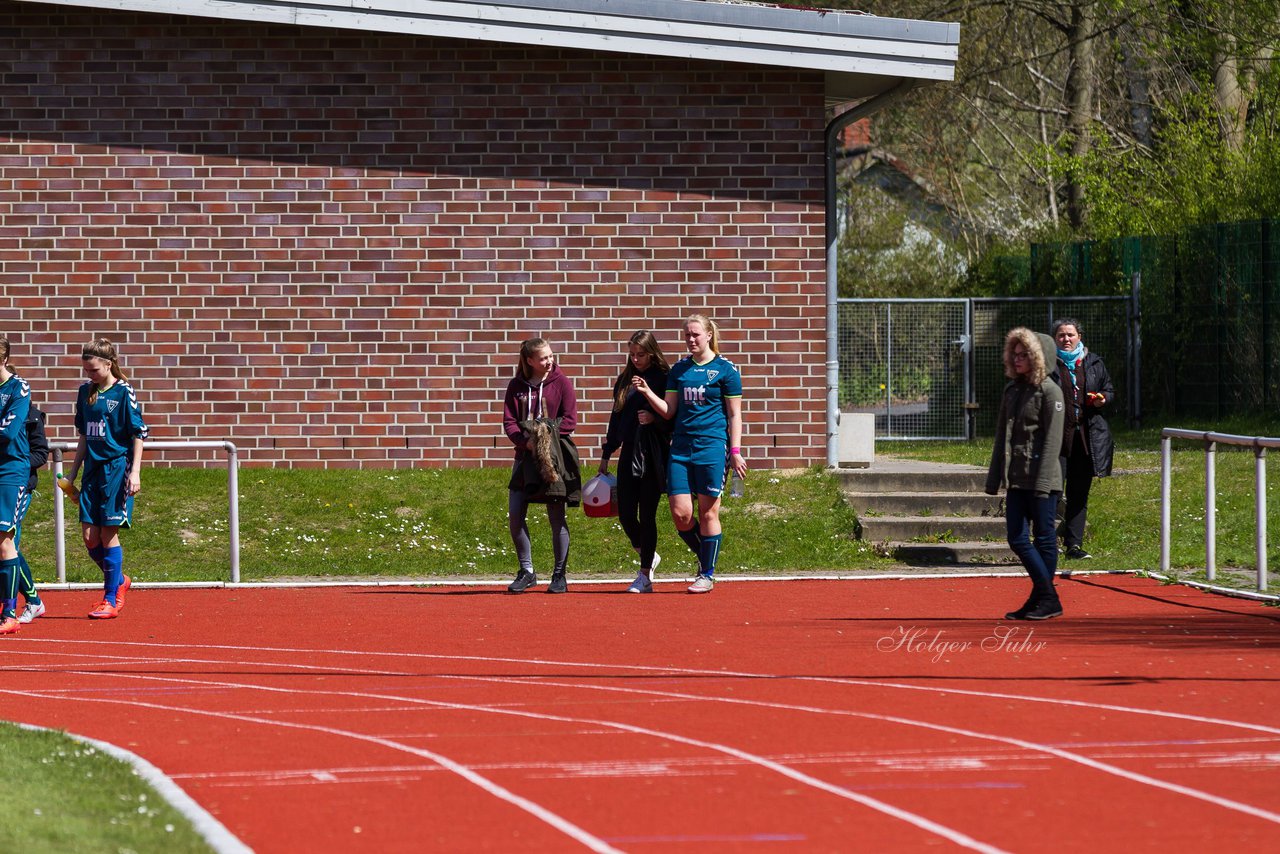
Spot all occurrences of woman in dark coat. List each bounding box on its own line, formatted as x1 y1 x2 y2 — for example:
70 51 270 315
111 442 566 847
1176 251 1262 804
598 330 671 593
1051 318 1115 560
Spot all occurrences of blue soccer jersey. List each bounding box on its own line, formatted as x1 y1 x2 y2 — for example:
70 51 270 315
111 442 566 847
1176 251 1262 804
667 354 742 453
0 375 32 486
75 380 149 465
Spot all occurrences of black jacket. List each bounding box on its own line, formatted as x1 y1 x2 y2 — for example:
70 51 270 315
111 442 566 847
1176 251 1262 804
1055 349 1115 477
602 363 671 491
25 405 48 493
509 417 582 505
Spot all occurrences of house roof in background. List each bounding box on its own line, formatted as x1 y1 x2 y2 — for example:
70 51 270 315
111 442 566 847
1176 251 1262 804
19 0 959 106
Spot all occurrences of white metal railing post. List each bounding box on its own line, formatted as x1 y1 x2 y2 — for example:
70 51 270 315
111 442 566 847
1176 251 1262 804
1257 445 1268 592
1160 434 1172 574
1205 439 1217 581
51 447 67 583
49 440 241 584
1162 428 1278 592
226 442 240 584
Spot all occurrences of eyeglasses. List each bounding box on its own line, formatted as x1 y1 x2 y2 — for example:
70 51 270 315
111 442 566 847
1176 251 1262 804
1011 350 1030 361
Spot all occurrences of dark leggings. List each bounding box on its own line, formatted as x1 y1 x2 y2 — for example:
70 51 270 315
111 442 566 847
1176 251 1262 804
616 470 662 571
508 490 569 575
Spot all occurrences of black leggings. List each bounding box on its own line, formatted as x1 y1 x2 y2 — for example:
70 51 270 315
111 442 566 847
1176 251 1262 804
616 470 662 571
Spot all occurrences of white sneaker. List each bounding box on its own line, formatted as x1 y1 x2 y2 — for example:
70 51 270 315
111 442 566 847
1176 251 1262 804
627 572 653 594
18 601 46 624
687 575 715 594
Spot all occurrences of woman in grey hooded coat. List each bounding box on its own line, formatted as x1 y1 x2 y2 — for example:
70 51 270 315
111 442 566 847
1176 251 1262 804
985 328 1066 621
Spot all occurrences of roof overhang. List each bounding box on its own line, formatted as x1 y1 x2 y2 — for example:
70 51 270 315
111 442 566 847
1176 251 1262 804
19 0 959 106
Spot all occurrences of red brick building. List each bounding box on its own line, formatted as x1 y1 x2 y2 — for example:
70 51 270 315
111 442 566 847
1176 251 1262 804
0 0 958 468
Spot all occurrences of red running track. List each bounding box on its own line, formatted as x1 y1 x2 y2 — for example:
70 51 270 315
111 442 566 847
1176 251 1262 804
1 574 1279 852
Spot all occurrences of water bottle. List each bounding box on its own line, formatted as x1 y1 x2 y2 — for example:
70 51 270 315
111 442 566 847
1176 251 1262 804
56 472 79 499
729 471 744 498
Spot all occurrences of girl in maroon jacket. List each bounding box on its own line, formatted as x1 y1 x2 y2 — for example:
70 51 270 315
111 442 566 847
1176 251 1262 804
502 337 577 594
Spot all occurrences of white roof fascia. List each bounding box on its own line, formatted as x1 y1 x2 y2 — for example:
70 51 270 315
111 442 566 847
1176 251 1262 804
21 0 960 89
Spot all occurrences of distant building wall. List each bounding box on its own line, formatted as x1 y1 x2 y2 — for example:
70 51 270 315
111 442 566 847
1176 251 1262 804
0 1 827 468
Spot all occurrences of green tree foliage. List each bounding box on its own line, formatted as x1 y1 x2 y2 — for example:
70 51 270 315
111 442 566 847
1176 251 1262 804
836 179 967 297
774 0 1280 290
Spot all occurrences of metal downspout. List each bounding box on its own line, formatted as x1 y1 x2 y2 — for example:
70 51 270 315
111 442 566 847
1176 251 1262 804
824 79 918 467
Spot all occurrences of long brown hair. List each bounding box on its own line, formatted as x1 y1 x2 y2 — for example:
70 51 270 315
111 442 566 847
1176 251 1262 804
83 337 128 405
0 335 10 373
612 330 669 411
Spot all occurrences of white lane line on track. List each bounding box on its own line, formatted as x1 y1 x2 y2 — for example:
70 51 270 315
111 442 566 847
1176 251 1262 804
0 684 625 854
18 637 1280 738
13 641 1280 824
442 672 1280 825
1 670 1010 854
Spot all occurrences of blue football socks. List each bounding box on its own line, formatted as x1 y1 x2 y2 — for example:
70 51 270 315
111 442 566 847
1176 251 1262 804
17 554 39 604
102 546 124 606
698 533 722 577
0 556 19 619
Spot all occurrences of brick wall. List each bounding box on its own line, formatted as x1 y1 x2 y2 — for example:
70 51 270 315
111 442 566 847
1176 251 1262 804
0 2 828 469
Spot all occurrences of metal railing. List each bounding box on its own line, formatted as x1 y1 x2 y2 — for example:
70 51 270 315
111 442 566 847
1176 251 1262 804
49 441 242 583
1159 428 1277 591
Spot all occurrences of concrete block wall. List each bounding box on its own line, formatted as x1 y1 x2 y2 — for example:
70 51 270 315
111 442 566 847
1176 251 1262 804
0 2 828 468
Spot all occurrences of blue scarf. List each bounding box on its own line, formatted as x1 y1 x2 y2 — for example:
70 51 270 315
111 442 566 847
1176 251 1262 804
1057 342 1084 377
1058 342 1085 416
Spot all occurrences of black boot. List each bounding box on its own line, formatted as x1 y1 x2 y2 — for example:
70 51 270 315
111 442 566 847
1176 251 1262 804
1004 593 1038 621
1024 592 1063 620
546 570 567 594
507 569 537 593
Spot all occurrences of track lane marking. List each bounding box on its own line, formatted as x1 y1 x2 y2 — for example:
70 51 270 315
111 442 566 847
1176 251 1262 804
1 670 1011 854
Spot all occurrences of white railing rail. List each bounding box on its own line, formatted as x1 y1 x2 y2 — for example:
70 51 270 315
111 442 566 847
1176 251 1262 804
1160 428 1278 591
49 441 241 584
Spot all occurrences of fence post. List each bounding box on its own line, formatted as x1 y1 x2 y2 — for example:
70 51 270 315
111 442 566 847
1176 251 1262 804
51 448 66 583
1130 270 1142 428
1205 439 1217 581
1257 445 1268 592
227 442 240 584
1160 434 1172 574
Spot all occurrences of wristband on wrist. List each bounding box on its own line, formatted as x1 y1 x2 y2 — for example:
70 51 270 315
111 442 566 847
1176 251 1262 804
730 446 742 455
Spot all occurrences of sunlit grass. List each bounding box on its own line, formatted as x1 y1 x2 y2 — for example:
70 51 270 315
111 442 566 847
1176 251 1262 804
0 723 214 853
20 465 893 584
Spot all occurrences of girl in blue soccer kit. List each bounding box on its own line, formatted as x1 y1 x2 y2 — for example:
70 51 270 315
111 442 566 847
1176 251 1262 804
64 338 148 620
15 401 49 624
657 314 745 594
0 336 34 634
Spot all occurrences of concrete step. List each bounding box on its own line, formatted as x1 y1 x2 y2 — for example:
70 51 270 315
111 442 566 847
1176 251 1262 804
846 491 1001 517
888 540 1019 566
835 467 987 494
860 515 1007 542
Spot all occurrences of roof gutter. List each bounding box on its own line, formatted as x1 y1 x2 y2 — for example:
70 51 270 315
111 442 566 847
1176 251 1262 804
824 79 918 468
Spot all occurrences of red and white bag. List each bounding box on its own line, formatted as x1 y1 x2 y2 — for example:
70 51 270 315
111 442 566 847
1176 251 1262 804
582 473 618 517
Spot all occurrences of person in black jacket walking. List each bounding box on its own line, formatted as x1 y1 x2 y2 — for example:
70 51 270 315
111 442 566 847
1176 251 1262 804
1051 318 1115 560
986 329 1065 621
599 331 671 593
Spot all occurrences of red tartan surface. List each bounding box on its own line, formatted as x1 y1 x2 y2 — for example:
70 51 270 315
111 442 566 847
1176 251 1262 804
1 575 1278 852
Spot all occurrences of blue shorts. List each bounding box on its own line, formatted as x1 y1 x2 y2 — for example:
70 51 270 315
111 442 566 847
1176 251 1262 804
79 457 134 529
667 445 728 499
0 483 27 535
